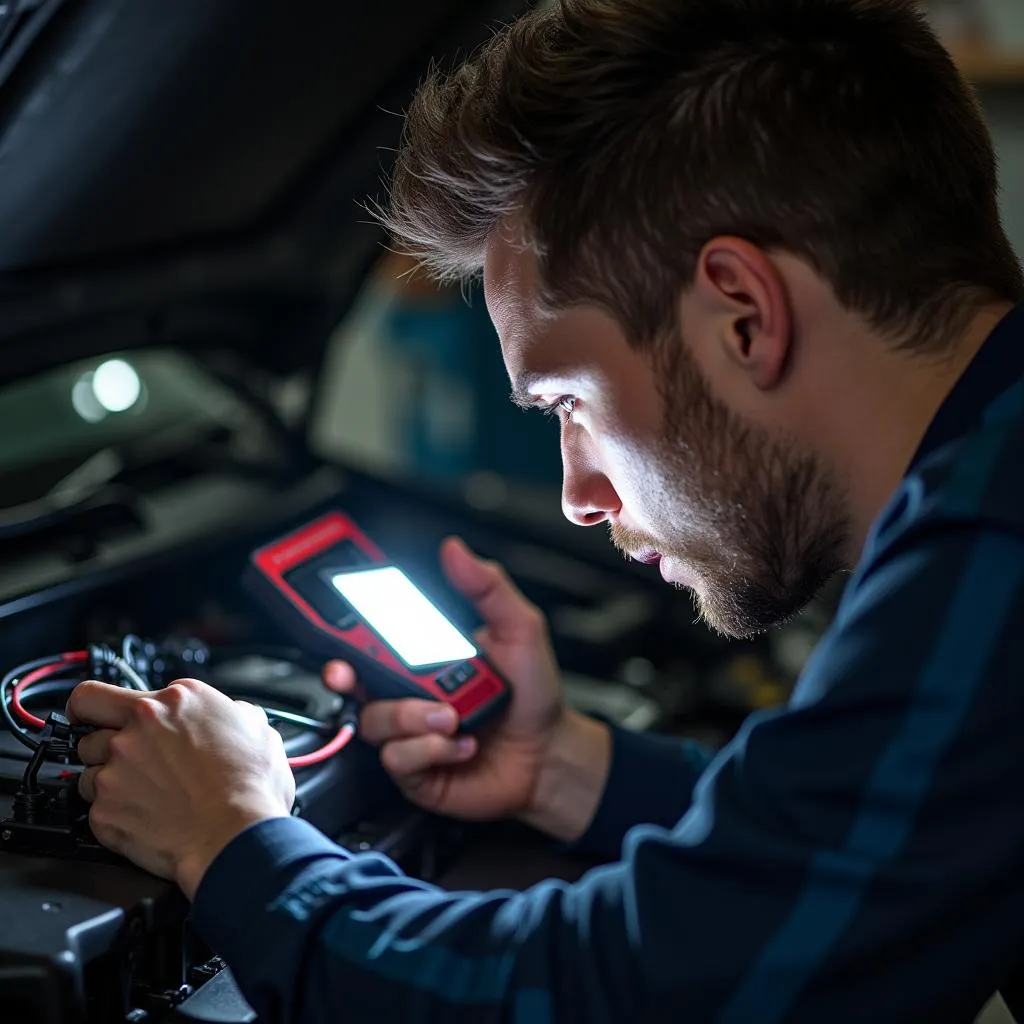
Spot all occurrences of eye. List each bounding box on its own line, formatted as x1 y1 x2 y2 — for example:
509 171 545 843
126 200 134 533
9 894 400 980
541 396 578 419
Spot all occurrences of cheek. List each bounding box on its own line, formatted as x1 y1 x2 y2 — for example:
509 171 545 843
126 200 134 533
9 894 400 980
598 428 684 525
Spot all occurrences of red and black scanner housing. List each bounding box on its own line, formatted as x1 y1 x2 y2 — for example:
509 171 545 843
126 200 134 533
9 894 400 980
246 512 511 731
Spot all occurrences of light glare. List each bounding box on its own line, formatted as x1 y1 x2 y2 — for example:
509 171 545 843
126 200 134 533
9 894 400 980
92 359 141 413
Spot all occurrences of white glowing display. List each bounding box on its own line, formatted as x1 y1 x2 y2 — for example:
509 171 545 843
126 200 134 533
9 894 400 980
330 567 476 668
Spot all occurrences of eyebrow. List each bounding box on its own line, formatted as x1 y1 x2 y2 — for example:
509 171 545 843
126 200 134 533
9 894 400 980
509 369 572 410
509 371 552 410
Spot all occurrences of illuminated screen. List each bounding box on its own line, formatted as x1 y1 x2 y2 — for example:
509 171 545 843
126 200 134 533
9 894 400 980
330 567 477 668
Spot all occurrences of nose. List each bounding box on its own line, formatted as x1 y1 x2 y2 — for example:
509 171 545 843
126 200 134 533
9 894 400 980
560 427 621 527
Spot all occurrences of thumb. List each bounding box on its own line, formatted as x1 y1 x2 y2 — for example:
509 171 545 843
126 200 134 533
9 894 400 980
440 537 542 640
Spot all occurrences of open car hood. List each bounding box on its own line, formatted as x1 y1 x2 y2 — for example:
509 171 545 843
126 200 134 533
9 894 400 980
0 0 529 385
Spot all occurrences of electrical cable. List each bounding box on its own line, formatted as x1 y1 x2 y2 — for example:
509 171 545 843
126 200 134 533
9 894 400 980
0 680 86 762
8 679 80 704
262 707 337 735
89 644 149 691
1 654 82 751
12 659 83 728
286 721 356 768
2 641 359 769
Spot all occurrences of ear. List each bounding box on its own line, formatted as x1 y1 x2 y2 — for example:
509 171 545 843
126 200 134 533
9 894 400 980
691 237 792 391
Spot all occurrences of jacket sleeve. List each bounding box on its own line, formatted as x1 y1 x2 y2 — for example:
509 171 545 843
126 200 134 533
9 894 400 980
189 527 1024 1024
572 720 714 858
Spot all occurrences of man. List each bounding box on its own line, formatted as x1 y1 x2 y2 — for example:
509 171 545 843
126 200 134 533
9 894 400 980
66 0 1024 1020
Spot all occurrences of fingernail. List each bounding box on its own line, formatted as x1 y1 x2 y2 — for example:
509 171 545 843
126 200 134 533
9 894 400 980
426 708 456 731
456 737 475 756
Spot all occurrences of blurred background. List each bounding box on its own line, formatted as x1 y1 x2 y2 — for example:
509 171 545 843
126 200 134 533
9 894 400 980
316 0 1024 490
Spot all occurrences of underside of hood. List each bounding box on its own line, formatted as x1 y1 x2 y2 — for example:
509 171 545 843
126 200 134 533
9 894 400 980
0 0 530 383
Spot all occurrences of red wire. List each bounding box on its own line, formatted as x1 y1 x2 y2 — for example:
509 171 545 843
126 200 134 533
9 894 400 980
10 648 354 769
11 651 89 729
287 723 356 768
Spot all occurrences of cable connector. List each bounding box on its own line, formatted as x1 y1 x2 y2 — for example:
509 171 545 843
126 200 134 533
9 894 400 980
46 710 94 754
339 703 361 732
11 712 95 822
88 643 119 682
12 743 49 823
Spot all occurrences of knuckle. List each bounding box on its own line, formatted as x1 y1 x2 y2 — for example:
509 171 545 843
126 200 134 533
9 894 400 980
77 768 95 802
107 731 130 760
91 766 113 798
483 558 508 583
235 699 265 722
131 697 162 723
163 679 193 702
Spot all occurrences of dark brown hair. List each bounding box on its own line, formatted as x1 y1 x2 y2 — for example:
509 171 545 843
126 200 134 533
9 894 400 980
382 0 1024 353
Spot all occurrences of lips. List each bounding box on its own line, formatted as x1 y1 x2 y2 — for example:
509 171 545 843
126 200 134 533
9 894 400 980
632 550 662 565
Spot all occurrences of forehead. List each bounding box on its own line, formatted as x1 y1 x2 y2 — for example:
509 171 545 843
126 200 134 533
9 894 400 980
482 226 624 383
482 225 544 366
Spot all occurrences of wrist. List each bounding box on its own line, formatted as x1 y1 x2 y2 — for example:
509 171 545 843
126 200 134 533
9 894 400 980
175 807 287 901
520 708 612 842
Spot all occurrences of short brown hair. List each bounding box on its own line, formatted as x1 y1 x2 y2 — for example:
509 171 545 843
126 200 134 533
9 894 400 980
382 0 1023 353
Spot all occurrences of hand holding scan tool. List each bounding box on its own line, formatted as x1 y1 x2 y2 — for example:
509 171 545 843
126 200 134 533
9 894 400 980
245 513 511 731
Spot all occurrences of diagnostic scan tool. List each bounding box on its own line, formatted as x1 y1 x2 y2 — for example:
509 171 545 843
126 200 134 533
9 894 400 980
245 512 511 730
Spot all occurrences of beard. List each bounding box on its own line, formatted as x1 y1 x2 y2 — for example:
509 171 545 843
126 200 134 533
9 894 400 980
610 337 849 639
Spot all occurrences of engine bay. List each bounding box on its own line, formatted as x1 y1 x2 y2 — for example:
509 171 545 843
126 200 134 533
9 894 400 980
0 347 820 1023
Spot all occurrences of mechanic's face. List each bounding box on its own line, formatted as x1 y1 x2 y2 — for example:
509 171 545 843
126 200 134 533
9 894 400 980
484 232 847 638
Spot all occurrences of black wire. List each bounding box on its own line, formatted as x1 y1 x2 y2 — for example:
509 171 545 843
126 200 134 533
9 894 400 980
0 655 67 752
13 679 79 704
0 680 83 764
261 707 336 735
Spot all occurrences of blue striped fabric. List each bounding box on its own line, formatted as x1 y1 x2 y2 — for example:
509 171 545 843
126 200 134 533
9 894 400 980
192 303 1024 1024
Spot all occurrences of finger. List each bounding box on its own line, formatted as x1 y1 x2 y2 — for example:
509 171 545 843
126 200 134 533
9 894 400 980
440 537 541 638
76 728 117 767
322 661 357 693
360 699 459 745
380 733 476 777
66 680 148 729
78 764 102 803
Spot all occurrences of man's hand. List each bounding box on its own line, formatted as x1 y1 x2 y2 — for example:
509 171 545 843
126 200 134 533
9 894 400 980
324 536 612 841
67 678 295 900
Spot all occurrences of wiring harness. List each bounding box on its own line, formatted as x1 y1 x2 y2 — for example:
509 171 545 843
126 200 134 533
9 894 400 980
0 637 356 769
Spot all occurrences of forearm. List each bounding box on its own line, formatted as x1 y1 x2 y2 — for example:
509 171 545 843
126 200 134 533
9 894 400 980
190 814 708 1024
521 708 714 856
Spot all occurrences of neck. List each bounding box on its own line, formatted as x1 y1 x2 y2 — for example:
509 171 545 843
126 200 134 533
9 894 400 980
833 302 1013 565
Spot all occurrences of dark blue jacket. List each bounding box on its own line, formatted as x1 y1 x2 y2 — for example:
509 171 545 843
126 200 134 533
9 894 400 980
192 304 1024 1023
